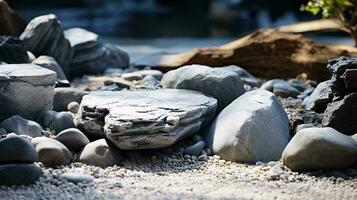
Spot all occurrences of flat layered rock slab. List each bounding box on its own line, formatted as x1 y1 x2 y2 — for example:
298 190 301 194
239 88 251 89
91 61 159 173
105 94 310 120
77 89 217 149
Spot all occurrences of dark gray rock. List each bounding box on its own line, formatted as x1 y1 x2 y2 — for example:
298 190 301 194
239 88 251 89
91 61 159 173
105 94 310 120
32 56 70 87
0 115 42 137
322 92 357 135
282 127 357 171
288 79 307 92
56 128 90 153
273 83 300 98
60 172 94 184
0 135 37 163
77 89 217 149
221 65 260 87
53 88 88 112
207 89 290 163
0 64 56 122
0 163 43 185
43 111 75 134
0 36 28 64
35 138 72 167
78 139 122 168
305 80 332 113
20 14 73 70
161 65 245 112
183 141 205 156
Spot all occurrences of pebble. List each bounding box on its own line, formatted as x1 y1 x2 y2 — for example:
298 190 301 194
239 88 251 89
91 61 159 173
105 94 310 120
67 102 80 114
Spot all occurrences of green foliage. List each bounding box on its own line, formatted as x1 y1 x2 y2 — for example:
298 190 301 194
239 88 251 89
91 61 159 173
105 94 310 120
301 0 353 18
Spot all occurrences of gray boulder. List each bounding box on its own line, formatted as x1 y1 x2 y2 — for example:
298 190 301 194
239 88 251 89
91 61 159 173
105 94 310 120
0 64 56 122
43 111 75 134
0 135 37 163
207 89 290 163
55 128 90 153
35 138 72 167
0 115 42 137
161 65 245 112
282 127 357 171
305 80 332 113
77 89 217 149
0 163 43 185
53 87 88 112
221 65 260 87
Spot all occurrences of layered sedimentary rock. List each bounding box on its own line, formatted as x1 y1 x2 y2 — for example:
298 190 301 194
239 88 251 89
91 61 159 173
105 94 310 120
77 89 217 149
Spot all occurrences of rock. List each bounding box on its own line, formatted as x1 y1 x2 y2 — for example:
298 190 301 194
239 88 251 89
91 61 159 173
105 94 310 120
60 172 94 184
55 128 90 153
140 75 160 89
65 28 129 78
282 127 357 171
27 51 36 62
31 137 51 147
0 36 29 63
273 83 300 98
0 135 37 163
35 138 72 167
161 65 245 112
134 70 163 80
295 123 315 133
260 79 287 92
53 88 88 112
221 65 260 87
20 14 73 69
183 141 205 156
322 92 357 135
0 64 56 122
352 134 357 142
0 0 27 36
288 79 307 92
207 89 290 163
77 89 217 149
121 72 143 81
67 101 80 114
78 139 122 168
32 56 70 87
0 115 42 138
305 81 332 113
43 111 75 134
0 163 42 186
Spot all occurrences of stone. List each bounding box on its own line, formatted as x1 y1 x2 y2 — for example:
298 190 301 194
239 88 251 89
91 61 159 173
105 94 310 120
32 56 70 87
221 65 260 87
20 14 73 69
0 64 56 122
288 79 307 92
161 65 245 112
0 163 43 186
322 92 357 135
64 28 98 51
140 75 160 89
352 134 357 142
53 88 88 112
31 136 51 147
0 0 27 36
305 80 332 113
0 115 42 138
207 89 290 163
55 128 90 153
43 111 75 134
77 89 217 149
282 127 357 171
273 83 300 98
78 139 122 168
27 51 36 62
35 138 72 167
67 101 80 114
183 141 205 156
295 123 315 134
0 36 29 64
134 70 163 80
0 135 37 163
260 79 287 92
121 72 143 81
60 172 94 184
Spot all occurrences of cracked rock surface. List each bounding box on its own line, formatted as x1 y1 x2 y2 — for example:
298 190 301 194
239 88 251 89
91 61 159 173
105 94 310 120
77 89 217 149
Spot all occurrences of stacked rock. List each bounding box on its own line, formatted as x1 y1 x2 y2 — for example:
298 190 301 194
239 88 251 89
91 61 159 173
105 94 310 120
64 28 130 79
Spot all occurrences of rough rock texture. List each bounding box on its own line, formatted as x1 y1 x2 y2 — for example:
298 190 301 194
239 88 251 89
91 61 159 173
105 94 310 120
64 28 129 79
53 88 88 112
0 115 42 138
20 14 73 70
0 135 38 164
282 127 357 171
0 64 56 122
305 80 332 113
0 163 42 186
154 29 357 81
77 89 217 149
0 36 29 64
207 89 290 163
161 65 245 112
322 92 357 135
0 0 27 36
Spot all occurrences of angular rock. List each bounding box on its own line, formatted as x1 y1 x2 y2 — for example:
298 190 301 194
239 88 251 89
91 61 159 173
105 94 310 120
43 111 75 134
273 83 300 98
35 138 72 167
32 56 70 87
64 28 98 51
0 36 29 63
305 80 332 113
322 92 357 135
207 89 290 163
78 139 122 168
55 128 90 153
53 88 88 112
0 64 56 122
0 0 27 36
0 115 42 138
161 65 245 112
0 163 42 186
20 14 73 69
282 127 357 171
77 89 217 149
0 135 37 164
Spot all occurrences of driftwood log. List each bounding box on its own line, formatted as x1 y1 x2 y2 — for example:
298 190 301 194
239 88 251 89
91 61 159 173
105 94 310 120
155 29 357 81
